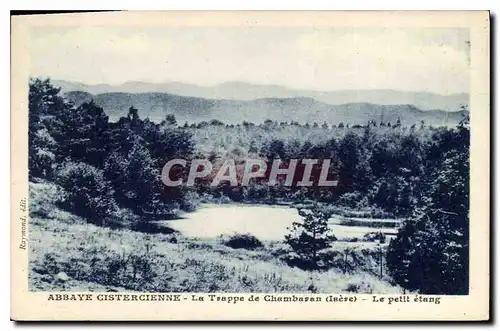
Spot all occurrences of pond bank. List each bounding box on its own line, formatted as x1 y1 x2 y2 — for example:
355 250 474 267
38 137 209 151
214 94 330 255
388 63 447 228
159 204 400 241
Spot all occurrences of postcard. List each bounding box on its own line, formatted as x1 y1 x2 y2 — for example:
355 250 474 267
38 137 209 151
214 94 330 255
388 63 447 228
11 10 490 321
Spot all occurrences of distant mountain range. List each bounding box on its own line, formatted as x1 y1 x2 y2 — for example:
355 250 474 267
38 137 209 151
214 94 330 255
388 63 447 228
54 80 468 112
64 90 464 127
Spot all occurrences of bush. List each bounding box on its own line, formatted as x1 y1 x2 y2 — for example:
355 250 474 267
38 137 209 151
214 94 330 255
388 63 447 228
221 233 264 250
180 190 200 212
105 208 141 229
284 205 336 270
55 161 117 224
338 191 363 208
29 182 65 219
386 145 469 295
29 131 57 179
243 184 270 202
345 281 374 294
362 232 387 243
315 249 359 273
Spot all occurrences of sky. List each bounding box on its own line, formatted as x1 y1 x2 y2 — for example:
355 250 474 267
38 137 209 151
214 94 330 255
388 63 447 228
29 27 470 95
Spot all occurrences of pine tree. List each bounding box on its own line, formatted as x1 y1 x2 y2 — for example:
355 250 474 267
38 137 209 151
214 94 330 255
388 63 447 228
386 120 469 294
128 106 139 121
284 204 337 270
123 139 162 215
57 101 109 167
28 78 67 178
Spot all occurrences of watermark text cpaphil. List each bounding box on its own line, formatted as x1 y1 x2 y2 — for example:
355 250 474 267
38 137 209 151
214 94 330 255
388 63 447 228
161 158 338 187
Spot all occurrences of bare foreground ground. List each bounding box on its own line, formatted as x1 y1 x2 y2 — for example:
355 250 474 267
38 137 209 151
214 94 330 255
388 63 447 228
28 182 403 293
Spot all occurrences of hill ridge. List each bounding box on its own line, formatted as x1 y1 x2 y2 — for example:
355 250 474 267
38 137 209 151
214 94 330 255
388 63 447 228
53 79 468 112
64 90 464 127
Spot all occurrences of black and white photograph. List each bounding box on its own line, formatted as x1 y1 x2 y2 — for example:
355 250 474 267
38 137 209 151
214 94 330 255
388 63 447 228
10 10 490 321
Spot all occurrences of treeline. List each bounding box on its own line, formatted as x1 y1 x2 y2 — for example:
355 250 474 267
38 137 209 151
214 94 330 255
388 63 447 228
184 118 410 130
29 78 195 230
189 108 470 295
29 79 470 294
29 78 469 221
188 111 466 219
185 103 470 294
387 118 470 294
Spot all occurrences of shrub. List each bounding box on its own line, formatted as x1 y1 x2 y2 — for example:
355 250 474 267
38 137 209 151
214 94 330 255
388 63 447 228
316 249 358 273
268 242 292 258
221 233 264 250
345 283 360 293
386 146 469 295
106 208 141 229
40 253 60 275
29 182 65 219
338 191 363 208
345 281 374 294
55 161 117 224
180 190 200 212
362 232 387 243
243 184 270 202
284 205 336 270
29 132 57 179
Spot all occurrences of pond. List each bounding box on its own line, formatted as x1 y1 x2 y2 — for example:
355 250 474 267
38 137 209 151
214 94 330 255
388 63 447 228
160 204 400 241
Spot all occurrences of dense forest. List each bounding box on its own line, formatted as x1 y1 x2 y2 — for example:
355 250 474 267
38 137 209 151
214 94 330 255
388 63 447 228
29 78 470 294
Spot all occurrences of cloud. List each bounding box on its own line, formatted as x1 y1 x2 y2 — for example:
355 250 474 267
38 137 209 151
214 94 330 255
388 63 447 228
294 29 469 94
29 27 469 94
30 27 174 83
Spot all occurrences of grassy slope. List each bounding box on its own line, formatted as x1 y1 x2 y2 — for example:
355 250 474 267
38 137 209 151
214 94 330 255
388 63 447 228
29 181 402 294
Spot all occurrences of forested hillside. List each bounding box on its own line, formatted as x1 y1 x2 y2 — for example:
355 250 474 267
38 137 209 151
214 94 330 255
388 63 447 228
29 78 470 294
63 90 464 127
55 79 469 112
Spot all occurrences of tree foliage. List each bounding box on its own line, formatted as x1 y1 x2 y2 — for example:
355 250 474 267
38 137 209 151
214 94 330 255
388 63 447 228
55 161 117 224
284 204 337 270
29 79 195 227
29 80 471 292
386 116 469 294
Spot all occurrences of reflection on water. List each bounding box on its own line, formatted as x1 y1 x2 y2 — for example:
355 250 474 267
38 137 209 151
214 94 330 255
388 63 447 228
161 204 399 241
